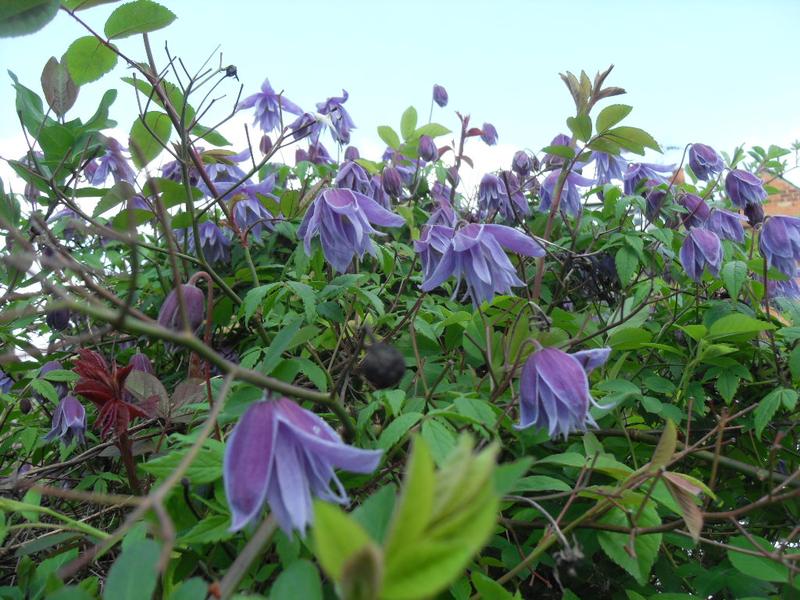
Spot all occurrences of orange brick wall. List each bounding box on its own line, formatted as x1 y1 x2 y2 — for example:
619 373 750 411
763 175 800 216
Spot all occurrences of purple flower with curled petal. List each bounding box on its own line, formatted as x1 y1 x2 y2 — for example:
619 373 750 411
368 175 391 210
688 143 724 181
296 142 334 166
44 395 86 445
767 269 800 301
237 78 303 133
679 194 711 228
539 171 595 216
706 208 745 243
680 227 722 282
224 396 382 535
759 216 800 278
414 224 455 281
592 151 627 186
420 223 545 307
335 161 372 196
158 283 205 332
645 188 668 222
726 169 767 208
623 162 675 195
84 138 136 186
0 369 13 394
298 188 405 273
543 133 572 167
182 221 230 264
478 173 529 222
316 90 356 145
480 123 498 145
288 112 317 142
418 135 438 162
234 197 274 241
512 150 532 176
517 346 611 440
433 84 448 108
427 184 457 227
199 151 250 198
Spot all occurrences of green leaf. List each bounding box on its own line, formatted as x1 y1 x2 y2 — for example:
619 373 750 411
597 502 661 586
400 106 418 140
378 412 423 451
94 181 135 216
40 57 78 117
471 572 515 600
566 114 592 142
30 378 58 403
177 514 231 544
754 388 787 438
286 281 316 322
411 122 450 140
313 501 373 581
259 317 302 375
541 145 575 160
512 475 571 493
595 104 633 132
104 0 176 39
651 419 677 469
352 483 397 544
727 535 791 582
0 0 59 38
378 125 401 150
242 284 274 320
129 110 172 168
721 260 747 299
715 371 739 405
605 126 661 154
421 418 457 466
63 36 118 85
270 559 322 600
615 246 638 286
707 313 775 340
103 538 161 600
139 441 222 483
168 578 207 600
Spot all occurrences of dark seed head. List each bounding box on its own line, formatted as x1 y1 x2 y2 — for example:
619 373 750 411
19 397 31 414
359 343 405 389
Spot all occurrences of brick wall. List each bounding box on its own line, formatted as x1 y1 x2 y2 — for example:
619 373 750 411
763 174 800 216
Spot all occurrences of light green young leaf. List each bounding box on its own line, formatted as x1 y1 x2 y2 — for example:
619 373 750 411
104 0 176 39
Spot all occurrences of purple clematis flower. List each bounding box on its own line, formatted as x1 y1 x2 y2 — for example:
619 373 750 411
180 221 230 264
759 216 800 278
381 166 404 198
427 183 457 227
688 143 724 181
706 208 746 243
480 122 498 146
680 227 722 283
478 173 529 222
234 197 274 241
418 135 438 162
543 133 573 167
433 84 448 108
725 169 767 209
414 224 455 281
645 188 668 222
344 146 360 161
47 209 83 241
44 395 86 445
296 142 334 166
223 396 382 535
0 369 13 394
316 90 356 145
84 138 136 186
237 78 303 133
158 283 205 333
679 194 711 228
335 161 372 196
199 151 250 198
37 360 67 402
128 353 154 374
419 223 545 307
539 171 595 216
512 150 533 176
46 306 71 331
592 151 627 186
516 346 611 440
623 162 675 195
767 270 800 301
298 188 405 273
368 175 391 210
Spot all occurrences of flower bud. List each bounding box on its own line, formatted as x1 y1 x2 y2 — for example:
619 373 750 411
480 123 498 146
432 84 448 108
344 146 360 161
418 135 438 162
157 283 205 332
128 353 154 374
259 134 273 155
512 151 532 176
381 167 404 198
359 342 406 389
46 306 71 331
744 201 764 227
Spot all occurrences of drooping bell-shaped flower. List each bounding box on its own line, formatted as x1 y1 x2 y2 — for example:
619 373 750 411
688 143 724 181
381 166 404 198
517 346 611 440
234 197 274 241
538 171 594 216
759 215 800 278
198 150 250 198
725 169 767 209
46 305 71 331
237 78 303 133
480 122 498 146
427 184 457 227
645 188 668 222
344 146 360 161
335 161 372 196
188 221 230 264
128 353 154 374
744 201 765 227
223 396 383 535
414 224 455 281
0 369 14 394
73 349 152 437
592 151 627 186
44 395 86 445
679 194 711 228
623 162 675 195
157 283 206 333
680 227 722 283
316 90 356 145
418 135 438 162
766 269 800 301
512 150 533 176
419 223 545 307
706 208 746 243
478 173 529 222
84 137 136 186
433 84 448 108
543 133 573 167
368 175 391 210
298 188 405 273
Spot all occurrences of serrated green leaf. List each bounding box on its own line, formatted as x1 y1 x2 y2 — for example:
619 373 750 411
93 181 135 216
104 0 176 39
400 106 418 140
566 114 592 142
721 260 747 299
103 538 161 600
63 36 118 85
378 125 401 150
259 317 302 375
615 246 638 286
378 412 423 451
271 558 323 600
727 535 791 582
595 104 633 132
708 313 775 340
421 418 457 466
754 389 783 438
0 0 59 38
597 502 661 586
129 110 172 168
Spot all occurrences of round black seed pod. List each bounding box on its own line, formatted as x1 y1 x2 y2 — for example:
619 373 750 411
19 397 31 414
359 343 406 389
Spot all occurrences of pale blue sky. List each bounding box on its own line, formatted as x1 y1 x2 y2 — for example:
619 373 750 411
1 0 799 173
